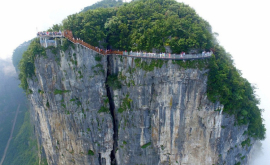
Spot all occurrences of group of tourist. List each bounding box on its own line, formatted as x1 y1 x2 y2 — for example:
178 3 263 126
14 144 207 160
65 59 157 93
37 31 62 36
202 51 212 56
124 51 212 59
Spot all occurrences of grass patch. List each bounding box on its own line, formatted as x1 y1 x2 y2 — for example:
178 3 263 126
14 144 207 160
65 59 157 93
46 101 50 108
38 89 44 94
134 59 164 72
141 142 151 149
54 89 70 95
88 150 94 155
95 55 102 61
241 138 251 147
98 106 110 113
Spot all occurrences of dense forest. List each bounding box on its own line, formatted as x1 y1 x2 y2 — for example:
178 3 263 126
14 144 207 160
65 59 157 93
63 0 213 53
18 0 265 141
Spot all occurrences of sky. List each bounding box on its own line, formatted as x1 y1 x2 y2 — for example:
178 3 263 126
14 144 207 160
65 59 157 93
0 0 269 163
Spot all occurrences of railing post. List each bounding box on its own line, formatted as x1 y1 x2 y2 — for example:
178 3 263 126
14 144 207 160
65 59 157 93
45 38 47 48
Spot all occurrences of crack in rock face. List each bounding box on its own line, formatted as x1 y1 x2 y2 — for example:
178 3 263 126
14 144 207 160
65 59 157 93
28 45 255 165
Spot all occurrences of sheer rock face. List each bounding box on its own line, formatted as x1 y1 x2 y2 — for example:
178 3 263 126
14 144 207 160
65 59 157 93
28 44 254 165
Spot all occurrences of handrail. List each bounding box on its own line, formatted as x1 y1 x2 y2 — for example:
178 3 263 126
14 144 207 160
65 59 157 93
61 30 212 60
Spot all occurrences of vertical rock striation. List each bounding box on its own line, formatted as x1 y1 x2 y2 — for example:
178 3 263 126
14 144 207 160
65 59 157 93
28 44 255 165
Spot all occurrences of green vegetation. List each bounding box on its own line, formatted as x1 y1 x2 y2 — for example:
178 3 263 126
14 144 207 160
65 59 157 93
78 70 83 79
2 111 41 165
81 0 124 13
134 59 164 71
241 138 251 147
173 58 209 70
107 74 122 90
70 98 76 102
95 55 102 62
70 97 82 107
46 101 50 108
141 142 151 149
54 89 70 95
118 94 132 113
18 38 46 93
47 46 58 55
38 89 44 94
16 0 264 142
63 0 213 53
3 43 48 165
61 38 72 52
88 150 94 155
207 46 265 140
98 97 110 113
47 24 62 32
98 106 110 113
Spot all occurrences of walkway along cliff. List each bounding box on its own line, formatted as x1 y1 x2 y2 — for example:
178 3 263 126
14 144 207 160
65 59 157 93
37 30 213 61
26 38 258 165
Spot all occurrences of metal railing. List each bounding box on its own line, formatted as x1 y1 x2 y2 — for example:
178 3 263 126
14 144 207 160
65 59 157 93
122 52 212 59
62 30 212 60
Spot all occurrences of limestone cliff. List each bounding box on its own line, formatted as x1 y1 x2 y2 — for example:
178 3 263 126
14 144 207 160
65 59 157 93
28 44 255 165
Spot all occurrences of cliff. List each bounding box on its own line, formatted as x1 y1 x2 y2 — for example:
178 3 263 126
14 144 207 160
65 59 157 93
27 44 255 165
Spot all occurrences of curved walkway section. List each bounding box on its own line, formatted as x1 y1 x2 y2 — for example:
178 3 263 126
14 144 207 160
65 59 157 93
62 30 212 60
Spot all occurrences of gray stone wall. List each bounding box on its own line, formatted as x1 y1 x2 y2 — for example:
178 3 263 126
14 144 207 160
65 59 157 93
27 43 255 165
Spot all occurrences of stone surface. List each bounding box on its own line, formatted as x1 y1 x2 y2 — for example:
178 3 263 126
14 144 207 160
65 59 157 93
28 44 255 165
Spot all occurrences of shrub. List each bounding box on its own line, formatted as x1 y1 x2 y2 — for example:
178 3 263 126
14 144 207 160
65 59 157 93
98 106 110 113
19 38 46 92
134 59 164 72
141 142 151 149
95 55 102 62
61 38 72 52
106 74 121 90
88 150 94 155
54 89 70 95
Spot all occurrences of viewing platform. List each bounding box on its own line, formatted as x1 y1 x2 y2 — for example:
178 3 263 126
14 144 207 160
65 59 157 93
37 32 63 48
37 32 63 38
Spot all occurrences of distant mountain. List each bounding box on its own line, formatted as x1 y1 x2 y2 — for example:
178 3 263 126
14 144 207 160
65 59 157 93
12 40 31 72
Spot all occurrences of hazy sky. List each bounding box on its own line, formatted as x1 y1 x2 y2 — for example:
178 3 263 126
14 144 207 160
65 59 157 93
0 0 269 163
